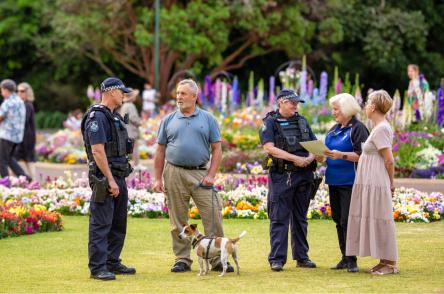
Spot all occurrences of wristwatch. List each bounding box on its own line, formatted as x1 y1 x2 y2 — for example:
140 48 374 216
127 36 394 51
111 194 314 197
342 154 348 160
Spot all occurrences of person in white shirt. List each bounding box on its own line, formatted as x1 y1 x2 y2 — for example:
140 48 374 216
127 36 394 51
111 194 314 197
142 82 156 118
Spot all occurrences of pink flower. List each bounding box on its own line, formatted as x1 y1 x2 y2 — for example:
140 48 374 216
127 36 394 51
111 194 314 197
438 154 444 166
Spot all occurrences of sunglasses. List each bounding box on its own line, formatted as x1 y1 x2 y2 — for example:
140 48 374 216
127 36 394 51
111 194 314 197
18 89 27 93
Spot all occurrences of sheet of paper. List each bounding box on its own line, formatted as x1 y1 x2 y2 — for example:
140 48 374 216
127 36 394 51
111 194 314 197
299 140 330 156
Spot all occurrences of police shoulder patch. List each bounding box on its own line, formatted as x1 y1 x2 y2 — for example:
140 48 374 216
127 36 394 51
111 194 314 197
261 123 267 132
89 121 99 132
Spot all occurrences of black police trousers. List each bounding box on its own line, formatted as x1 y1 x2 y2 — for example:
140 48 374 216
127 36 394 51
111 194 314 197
88 176 128 274
267 170 312 265
328 185 357 263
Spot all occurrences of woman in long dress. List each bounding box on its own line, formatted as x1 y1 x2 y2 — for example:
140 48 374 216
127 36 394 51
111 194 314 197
346 90 399 275
15 82 36 179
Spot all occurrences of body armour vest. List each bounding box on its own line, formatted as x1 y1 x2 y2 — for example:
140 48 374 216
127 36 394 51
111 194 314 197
266 111 311 153
81 104 133 162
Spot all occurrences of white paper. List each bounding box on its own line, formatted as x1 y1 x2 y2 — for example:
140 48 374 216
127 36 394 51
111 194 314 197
300 140 330 156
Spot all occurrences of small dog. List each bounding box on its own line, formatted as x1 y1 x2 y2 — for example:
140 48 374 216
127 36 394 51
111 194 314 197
178 224 247 277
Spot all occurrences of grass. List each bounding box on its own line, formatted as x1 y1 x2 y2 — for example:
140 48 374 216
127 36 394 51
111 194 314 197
1 216 443 293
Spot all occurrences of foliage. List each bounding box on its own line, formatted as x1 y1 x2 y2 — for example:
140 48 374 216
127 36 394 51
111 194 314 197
35 111 67 129
1 0 443 110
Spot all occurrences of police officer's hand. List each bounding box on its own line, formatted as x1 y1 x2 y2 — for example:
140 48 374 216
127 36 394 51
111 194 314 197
325 150 342 160
315 155 326 162
293 156 307 167
153 179 165 193
201 175 215 187
108 179 120 197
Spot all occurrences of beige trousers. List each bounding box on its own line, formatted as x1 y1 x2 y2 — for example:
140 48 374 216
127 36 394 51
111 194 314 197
163 162 224 267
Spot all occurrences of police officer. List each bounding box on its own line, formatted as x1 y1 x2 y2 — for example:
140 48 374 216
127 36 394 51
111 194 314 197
82 77 136 281
260 89 317 272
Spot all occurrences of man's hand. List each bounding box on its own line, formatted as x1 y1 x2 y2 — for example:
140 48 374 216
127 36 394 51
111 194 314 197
201 175 216 187
108 179 120 197
324 150 342 160
153 179 165 193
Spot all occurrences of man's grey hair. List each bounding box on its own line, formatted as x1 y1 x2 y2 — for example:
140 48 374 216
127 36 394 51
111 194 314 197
178 79 199 96
0 79 16 93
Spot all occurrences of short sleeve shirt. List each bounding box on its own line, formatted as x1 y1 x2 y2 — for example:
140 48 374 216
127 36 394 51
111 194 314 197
157 107 220 166
0 94 26 143
83 106 127 163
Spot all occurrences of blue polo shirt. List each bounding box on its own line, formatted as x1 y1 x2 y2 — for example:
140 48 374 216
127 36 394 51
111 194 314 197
324 117 369 186
157 107 220 166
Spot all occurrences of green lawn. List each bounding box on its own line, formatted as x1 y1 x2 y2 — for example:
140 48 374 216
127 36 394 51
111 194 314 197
1 217 443 293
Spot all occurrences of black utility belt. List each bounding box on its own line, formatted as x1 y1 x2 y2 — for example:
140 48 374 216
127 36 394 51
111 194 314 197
89 161 132 178
271 163 305 172
168 162 207 170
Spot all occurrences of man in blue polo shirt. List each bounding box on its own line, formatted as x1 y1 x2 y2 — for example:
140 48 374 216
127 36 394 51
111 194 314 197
153 79 233 273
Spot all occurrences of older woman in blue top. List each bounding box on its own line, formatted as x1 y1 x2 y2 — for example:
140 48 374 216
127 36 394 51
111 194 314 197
318 93 369 273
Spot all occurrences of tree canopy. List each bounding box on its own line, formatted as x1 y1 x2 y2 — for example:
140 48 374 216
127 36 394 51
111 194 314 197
0 0 443 109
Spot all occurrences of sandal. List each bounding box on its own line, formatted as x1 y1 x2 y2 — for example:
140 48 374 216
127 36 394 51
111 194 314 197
366 262 385 273
371 264 399 275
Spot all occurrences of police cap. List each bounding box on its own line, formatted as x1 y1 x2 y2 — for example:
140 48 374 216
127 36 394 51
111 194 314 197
276 89 305 103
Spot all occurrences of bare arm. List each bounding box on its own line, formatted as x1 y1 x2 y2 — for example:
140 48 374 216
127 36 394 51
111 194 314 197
91 144 119 197
379 147 395 194
201 141 222 186
324 150 361 162
153 144 166 192
263 142 313 167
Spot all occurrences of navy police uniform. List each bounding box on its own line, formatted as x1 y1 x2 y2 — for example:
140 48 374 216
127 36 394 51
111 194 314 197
260 90 317 268
81 78 134 278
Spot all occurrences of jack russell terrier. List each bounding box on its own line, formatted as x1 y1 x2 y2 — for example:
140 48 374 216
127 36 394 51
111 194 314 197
178 224 247 277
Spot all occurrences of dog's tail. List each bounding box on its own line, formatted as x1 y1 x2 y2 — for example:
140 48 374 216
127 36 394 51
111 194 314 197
231 231 247 243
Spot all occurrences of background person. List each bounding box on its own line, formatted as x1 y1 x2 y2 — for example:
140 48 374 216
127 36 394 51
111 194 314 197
346 90 398 275
142 82 156 118
0 79 31 181
119 89 141 166
318 93 369 273
15 82 37 179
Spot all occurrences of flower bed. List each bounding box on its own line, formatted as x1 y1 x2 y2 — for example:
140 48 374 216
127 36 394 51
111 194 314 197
0 199 63 239
2 174 442 223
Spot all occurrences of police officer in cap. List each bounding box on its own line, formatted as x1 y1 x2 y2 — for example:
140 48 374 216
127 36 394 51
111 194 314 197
82 77 136 280
260 89 317 272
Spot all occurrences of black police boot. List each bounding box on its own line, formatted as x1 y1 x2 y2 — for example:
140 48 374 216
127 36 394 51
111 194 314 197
90 271 116 281
297 259 317 268
171 261 191 273
211 262 234 273
107 263 136 275
331 257 348 270
271 262 284 272
347 260 359 273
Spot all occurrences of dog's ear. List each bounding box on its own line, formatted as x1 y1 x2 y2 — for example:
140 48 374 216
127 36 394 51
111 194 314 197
190 224 197 230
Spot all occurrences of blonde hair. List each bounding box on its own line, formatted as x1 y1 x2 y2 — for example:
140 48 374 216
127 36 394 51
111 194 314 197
368 90 393 114
408 64 419 73
18 82 35 102
329 93 361 117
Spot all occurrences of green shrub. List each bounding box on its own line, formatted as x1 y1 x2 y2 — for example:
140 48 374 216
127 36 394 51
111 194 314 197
36 111 67 129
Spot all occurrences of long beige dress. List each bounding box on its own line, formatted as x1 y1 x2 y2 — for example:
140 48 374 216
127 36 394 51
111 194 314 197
346 120 398 261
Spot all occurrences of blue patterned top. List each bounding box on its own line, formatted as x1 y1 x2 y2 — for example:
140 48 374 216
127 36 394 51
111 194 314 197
0 94 26 143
